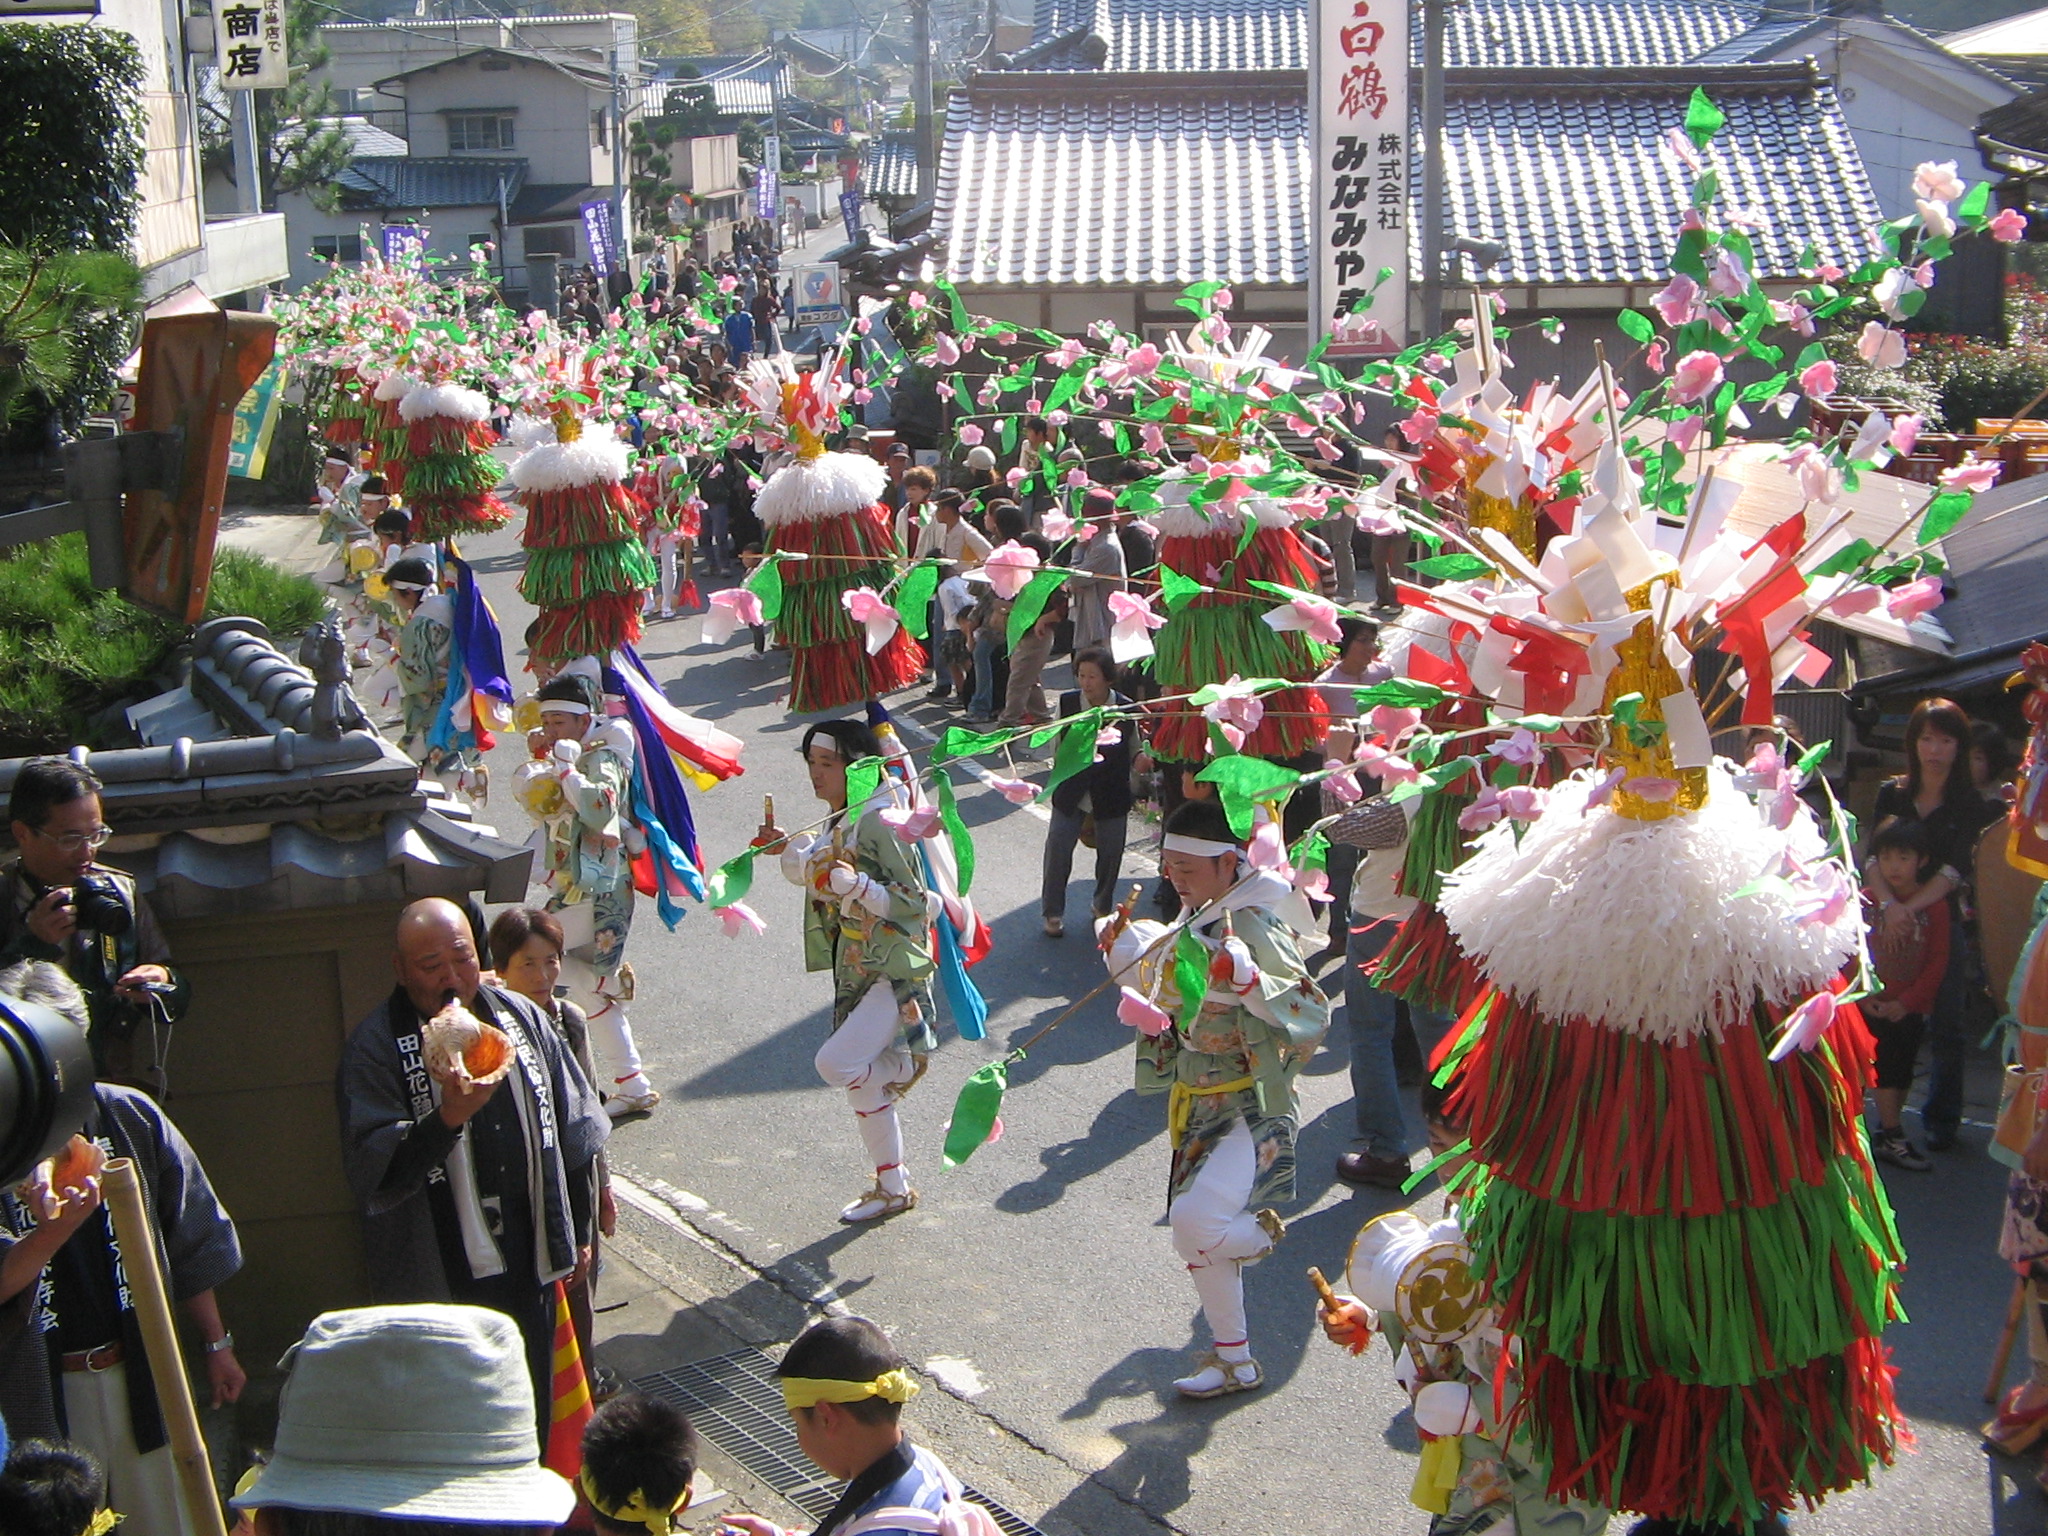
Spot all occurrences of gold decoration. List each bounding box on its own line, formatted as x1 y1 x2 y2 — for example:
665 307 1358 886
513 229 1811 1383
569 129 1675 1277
550 400 583 444
1605 575 1708 821
781 381 826 462
1397 1246 1488 1345
1462 447 1538 560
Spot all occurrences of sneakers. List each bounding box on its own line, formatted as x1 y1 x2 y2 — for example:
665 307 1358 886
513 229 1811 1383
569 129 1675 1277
1873 1127 1931 1171
839 1184 918 1223
1173 1353 1263 1399
605 1087 662 1120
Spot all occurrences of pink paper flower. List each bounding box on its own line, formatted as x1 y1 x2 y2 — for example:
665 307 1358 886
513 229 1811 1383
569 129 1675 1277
1917 199 1957 240
1912 160 1965 203
986 774 1037 805
1583 767 1627 811
1789 861 1853 928
1856 322 1907 371
934 332 961 366
1767 990 1838 1063
1821 583 1883 617
1367 705 1422 744
1048 337 1086 370
1246 816 1289 872
1261 592 1344 645
1496 784 1548 822
1706 247 1750 300
1646 340 1667 374
907 291 928 311
981 540 1041 600
1489 728 1540 767
1622 776 1680 802
842 587 902 655
1005 467 1026 489
1215 723 1246 751
1107 589 1167 663
1140 422 1167 453
1991 207 2028 243
1117 987 1173 1037
1040 510 1077 541
1664 124 1704 173
1667 414 1705 454
702 586 764 645
1888 414 1923 457
1799 359 1838 399
1356 741 1419 787
1200 677 1267 738
1322 760 1362 804
880 803 942 841
1064 467 1091 489
1940 458 2003 494
1885 575 1945 623
714 901 766 938
957 422 984 446
1459 787 1504 832
1670 350 1724 404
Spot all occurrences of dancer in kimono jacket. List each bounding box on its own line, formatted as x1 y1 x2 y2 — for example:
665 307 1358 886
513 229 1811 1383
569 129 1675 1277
758 718 940 1225
1097 798 1329 1399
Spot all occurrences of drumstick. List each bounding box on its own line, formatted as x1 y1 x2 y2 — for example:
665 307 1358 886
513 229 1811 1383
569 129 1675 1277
1307 1265 1342 1309
763 793 775 827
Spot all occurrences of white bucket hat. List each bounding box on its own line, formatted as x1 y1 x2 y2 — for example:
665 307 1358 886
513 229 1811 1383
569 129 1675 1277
230 1304 574 1526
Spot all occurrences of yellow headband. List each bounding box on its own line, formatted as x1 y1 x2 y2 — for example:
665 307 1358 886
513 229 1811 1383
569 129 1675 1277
780 1369 921 1412
578 1468 690 1536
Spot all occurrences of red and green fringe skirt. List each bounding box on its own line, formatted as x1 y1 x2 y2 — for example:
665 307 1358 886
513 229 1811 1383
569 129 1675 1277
407 414 497 460
766 504 924 713
527 595 645 669
521 481 642 549
1371 902 1479 1016
405 450 504 501
411 491 513 543
323 374 367 447
1440 986 1903 1523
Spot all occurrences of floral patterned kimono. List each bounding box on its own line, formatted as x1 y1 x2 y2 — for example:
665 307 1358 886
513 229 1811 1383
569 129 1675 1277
540 726 636 978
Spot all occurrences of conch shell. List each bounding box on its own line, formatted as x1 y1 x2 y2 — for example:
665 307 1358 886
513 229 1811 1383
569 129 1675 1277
29 1134 106 1221
422 1000 516 1088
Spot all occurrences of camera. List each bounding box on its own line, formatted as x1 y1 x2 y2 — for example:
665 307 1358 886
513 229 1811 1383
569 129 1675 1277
71 872 132 937
0 993 95 1186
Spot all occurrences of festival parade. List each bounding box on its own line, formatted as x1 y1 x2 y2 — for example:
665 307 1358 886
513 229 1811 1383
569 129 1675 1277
4 0 2048 1532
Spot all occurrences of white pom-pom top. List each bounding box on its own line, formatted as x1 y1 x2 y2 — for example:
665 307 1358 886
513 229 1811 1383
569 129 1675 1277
1437 764 1862 1043
502 414 556 453
373 371 416 402
755 451 888 526
1147 468 1296 539
509 421 631 493
399 382 490 424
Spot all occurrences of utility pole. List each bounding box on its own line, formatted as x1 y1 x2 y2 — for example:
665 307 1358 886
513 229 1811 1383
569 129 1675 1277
1418 0 1448 342
231 90 263 216
610 32 628 286
911 0 934 203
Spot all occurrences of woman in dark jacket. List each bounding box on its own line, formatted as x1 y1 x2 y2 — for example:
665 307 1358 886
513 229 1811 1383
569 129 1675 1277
1040 649 1141 936
1866 697 2005 1150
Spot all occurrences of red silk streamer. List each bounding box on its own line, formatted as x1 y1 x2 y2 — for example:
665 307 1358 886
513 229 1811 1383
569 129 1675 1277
1743 511 1806 561
1715 558 1808 728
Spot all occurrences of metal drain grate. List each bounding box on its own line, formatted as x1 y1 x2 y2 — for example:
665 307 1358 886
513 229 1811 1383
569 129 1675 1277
633 1349 1046 1536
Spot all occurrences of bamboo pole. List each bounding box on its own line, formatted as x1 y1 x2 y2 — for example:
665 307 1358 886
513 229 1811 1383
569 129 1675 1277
101 1159 229 1536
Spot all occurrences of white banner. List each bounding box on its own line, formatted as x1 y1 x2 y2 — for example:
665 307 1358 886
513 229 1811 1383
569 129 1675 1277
1308 0 1409 352
215 0 287 89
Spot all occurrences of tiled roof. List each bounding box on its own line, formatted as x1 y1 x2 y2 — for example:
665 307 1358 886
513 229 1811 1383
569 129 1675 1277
1439 64 1879 285
507 182 602 223
861 131 920 200
937 78 1307 287
335 156 526 210
1691 17 1822 64
318 115 408 157
660 52 793 116
1012 0 1760 72
936 62 1877 291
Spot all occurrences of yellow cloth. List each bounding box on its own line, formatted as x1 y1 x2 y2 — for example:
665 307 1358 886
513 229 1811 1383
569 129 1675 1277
578 1468 689 1534
82 1510 123 1536
780 1368 921 1411
1167 1075 1256 1147
1410 1433 1462 1515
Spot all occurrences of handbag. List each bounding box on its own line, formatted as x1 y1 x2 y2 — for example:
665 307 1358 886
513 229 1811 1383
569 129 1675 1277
1993 1062 2047 1171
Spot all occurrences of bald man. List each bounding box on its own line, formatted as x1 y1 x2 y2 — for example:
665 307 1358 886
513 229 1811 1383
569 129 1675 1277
335 899 608 1427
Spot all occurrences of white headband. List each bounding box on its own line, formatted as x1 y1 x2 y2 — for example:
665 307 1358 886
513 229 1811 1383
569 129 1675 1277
386 578 431 592
1163 834 1241 858
537 698 591 715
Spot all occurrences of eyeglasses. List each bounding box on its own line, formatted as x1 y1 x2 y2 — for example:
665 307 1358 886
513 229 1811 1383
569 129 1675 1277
33 825 111 853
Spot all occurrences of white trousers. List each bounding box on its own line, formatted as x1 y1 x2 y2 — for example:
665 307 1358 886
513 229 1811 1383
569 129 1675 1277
63 1363 195 1536
816 984 918 1192
1167 1117 1267 1351
561 952 650 1094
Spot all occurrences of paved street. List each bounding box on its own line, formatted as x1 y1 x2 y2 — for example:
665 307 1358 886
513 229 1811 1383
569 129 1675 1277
252 509 2048 1536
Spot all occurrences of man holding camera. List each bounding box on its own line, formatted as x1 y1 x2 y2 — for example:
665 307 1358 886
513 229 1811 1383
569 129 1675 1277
0 758 189 1094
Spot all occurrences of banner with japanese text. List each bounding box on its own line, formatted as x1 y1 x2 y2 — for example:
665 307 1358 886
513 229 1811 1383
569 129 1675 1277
215 0 287 90
580 200 618 277
1308 0 1408 352
226 356 287 480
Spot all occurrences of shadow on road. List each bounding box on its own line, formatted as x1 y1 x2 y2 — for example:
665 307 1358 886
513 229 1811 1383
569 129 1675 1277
994 1088 1161 1216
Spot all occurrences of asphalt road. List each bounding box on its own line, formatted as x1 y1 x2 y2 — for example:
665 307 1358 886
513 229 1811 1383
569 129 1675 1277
444 515 2041 1536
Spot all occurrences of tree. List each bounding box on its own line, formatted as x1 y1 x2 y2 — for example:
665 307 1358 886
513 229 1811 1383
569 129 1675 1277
622 0 713 58
201 0 351 212
0 245 141 430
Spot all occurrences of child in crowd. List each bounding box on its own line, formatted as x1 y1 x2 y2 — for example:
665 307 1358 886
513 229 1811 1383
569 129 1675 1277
723 1317 997 1536
932 573 975 705
1863 819 1950 1172
0 1439 115 1536
580 1393 699 1536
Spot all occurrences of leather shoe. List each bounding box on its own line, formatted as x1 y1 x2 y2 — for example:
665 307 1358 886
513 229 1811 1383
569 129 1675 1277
1335 1150 1411 1190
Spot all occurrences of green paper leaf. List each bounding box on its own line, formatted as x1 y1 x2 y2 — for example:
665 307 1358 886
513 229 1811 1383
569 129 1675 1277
706 848 757 908
1958 181 1990 222
943 1057 1010 1167
894 560 941 640
1195 754 1305 838
1159 563 1205 613
845 755 884 812
1617 309 1656 345
1007 568 1069 650
745 555 786 623
1811 538 1878 577
1041 711 1104 802
1354 679 1449 708
931 769 974 894
934 725 1011 764
1291 829 1329 872
1685 87 1726 149
1173 927 1209 1032
1409 553 1495 580
1919 490 1972 545
1795 740 1832 777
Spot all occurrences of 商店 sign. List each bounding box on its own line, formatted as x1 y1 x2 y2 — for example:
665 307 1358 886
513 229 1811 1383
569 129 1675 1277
215 0 288 90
